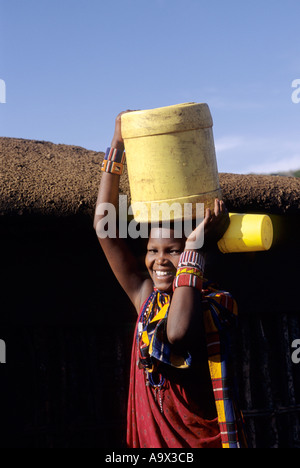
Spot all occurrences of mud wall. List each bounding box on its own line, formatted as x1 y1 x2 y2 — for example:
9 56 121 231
0 137 299 448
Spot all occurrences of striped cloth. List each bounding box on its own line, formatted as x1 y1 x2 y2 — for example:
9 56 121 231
137 283 246 449
202 285 242 448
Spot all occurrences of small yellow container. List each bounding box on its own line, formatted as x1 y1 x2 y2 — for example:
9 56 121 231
121 102 221 223
217 213 273 253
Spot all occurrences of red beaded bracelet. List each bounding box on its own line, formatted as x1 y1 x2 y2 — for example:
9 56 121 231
173 250 205 292
173 273 203 292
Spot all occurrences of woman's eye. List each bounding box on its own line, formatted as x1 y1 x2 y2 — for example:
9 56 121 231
147 249 157 253
170 250 181 255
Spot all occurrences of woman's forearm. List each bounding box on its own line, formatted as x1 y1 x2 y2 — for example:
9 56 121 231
94 171 120 229
93 119 125 229
167 200 229 347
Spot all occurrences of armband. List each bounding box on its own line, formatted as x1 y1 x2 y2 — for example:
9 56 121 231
101 147 125 175
173 250 205 292
177 250 205 272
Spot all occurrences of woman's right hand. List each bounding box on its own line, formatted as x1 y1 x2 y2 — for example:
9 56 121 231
111 110 135 151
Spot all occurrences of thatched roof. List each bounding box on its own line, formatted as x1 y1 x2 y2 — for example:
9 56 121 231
1 137 299 218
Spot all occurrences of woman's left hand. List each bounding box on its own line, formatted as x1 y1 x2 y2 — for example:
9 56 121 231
185 199 230 251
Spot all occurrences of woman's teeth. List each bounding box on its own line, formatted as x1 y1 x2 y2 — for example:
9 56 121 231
155 270 172 277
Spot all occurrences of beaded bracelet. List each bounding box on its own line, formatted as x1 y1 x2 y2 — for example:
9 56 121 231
173 250 205 292
101 147 125 175
173 273 203 291
176 267 203 278
177 250 205 273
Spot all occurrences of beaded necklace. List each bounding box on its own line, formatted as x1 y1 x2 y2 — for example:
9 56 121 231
137 288 171 413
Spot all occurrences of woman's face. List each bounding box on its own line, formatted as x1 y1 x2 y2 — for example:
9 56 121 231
145 227 185 293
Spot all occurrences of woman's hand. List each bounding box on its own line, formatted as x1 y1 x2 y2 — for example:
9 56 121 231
185 199 230 251
111 110 135 151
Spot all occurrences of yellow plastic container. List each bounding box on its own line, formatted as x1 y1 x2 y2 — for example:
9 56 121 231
121 102 222 223
217 213 273 253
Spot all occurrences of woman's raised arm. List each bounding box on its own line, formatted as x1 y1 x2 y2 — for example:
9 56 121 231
93 111 151 312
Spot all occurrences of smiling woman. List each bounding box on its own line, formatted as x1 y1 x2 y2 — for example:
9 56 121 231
93 111 247 448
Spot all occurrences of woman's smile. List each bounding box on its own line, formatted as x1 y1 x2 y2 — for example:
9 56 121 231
153 269 175 279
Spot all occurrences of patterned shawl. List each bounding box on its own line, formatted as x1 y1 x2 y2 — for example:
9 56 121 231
137 283 247 448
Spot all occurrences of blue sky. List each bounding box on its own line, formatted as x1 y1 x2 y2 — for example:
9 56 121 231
1 0 300 174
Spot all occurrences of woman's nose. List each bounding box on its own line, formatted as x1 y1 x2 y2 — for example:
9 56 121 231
156 254 168 265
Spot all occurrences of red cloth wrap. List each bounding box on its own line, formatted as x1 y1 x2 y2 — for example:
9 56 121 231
126 316 222 448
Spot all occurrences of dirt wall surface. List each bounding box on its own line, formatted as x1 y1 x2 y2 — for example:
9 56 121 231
1 136 299 217
0 136 299 448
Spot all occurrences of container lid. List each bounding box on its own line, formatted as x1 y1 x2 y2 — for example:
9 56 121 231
121 102 213 139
